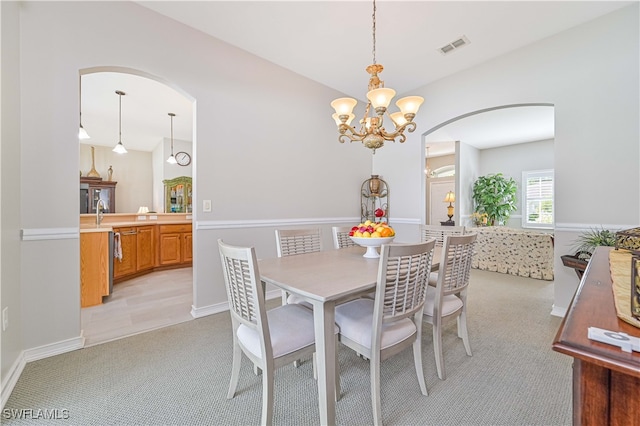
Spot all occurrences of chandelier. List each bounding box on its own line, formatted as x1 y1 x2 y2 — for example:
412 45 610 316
330 0 424 154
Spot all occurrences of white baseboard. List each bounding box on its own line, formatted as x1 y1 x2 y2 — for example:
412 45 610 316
550 304 567 318
1 352 26 410
190 290 284 319
23 335 85 363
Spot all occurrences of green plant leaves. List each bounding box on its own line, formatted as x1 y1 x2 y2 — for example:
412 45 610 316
472 173 518 226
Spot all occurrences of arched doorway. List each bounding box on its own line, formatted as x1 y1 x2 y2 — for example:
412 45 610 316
421 103 554 226
79 67 196 346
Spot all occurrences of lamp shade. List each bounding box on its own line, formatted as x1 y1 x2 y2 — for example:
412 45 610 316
332 113 355 126
331 97 358 115
113 141 127 154
396 96 424 116
366 88 396 109
78 125 90 140
389 111 407 127
444 191 455 203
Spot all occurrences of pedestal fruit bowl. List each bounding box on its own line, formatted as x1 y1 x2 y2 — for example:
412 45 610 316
348 220 396 258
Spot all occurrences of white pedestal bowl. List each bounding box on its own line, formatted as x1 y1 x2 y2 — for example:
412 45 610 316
349 236 396 258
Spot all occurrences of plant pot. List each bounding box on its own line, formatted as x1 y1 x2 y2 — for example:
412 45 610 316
561 254 589 280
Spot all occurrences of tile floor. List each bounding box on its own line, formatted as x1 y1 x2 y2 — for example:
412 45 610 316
81 267 193 347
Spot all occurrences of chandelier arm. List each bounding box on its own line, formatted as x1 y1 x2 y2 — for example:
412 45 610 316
338 133 365 144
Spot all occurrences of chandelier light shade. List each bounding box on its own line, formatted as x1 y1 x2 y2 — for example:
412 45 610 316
330 0 424 154
78 76 90 140
166 112 177 164
112 90 128 154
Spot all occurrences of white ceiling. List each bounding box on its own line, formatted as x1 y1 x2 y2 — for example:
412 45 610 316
80 1 632 153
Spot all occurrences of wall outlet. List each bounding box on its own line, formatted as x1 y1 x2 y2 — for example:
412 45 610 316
203 200 212 212
2 307 8 331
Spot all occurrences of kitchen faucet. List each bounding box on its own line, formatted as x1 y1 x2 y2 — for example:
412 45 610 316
96 199 106 226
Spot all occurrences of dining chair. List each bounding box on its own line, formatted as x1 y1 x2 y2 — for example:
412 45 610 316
423 233 477 380
332 226 357 249
218 239 339 425
419 224 466 247
275 228 322 307
334 240 436 426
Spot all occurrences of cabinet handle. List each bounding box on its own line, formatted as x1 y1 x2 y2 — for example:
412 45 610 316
121 231 138 235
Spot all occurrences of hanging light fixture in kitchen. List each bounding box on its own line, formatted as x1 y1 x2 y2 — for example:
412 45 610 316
78 76 90 140
330 0 424 154
166 113 177 164
112 90 128 154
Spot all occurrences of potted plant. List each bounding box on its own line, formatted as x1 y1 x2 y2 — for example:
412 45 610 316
472 173 518 226
561 227 617 279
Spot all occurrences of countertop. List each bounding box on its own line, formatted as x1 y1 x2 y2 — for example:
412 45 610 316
80 220 192 233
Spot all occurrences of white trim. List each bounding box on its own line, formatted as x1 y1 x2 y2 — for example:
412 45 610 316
554 223 633 232
190 290 283 318
190 302 228 318
550 304 567 318
1 352 26 410
23 335 85 362
21 228 79 241
195 217 359 231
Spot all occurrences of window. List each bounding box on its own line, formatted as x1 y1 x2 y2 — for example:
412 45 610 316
522 169 554 229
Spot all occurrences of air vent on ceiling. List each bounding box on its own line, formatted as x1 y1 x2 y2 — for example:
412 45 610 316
438 35 470 55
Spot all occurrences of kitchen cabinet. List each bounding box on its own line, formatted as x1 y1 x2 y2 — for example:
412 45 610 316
80 177 117 214
80 231 111 307
113 225 155 282
163 176 192 213
159 223 192 266
113 227 137 279
136 226 155 272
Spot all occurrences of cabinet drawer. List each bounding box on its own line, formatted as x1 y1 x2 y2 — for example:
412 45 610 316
159 224 192 234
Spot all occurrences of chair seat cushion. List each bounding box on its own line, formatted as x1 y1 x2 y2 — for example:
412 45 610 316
334 299 416 351
238 304 337 359
423 286 463 317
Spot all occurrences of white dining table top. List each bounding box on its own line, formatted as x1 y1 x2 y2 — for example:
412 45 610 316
259 245 440 302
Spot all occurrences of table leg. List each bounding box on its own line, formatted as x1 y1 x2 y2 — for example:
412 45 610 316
312 300 336 426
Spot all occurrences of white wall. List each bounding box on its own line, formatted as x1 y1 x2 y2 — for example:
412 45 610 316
377 4 639 315
1 0 24 404
478 139 554 228
13 0 370 362
80 144 154 213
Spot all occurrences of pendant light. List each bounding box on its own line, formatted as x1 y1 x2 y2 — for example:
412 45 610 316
78 76 90 140
112 90 128 154
166 113 177 164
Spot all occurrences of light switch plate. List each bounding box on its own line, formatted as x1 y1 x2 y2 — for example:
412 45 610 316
203 200 212 212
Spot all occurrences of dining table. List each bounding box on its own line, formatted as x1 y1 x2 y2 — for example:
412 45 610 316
258 244 440 425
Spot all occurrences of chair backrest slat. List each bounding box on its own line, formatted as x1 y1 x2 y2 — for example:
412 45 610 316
420 224 465 247
332 226 357 249
438 233 477 296
374 241 436 325
275 228 322 257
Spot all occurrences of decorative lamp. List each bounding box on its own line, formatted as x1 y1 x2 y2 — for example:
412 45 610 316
166 113 177 164
443 191 455 224
112 90 128 154
330 0 423 154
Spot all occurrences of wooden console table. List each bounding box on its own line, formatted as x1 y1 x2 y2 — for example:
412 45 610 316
552 247 640 426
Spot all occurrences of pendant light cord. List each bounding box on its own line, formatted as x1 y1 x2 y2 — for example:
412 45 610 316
371 0 377 65
118 92 122 143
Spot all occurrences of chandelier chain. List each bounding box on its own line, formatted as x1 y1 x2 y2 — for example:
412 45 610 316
371 0 376 64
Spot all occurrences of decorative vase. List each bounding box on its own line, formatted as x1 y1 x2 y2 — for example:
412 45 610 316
107 165 113 181
368 175 380 196
86 146 101 178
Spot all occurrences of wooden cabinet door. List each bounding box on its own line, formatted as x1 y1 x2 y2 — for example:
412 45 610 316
114 227 137 278
182 232 193 263
136 226 154 271
159 233 182 265
80 231 110 307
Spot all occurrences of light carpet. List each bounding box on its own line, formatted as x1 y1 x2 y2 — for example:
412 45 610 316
3 269 572 425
